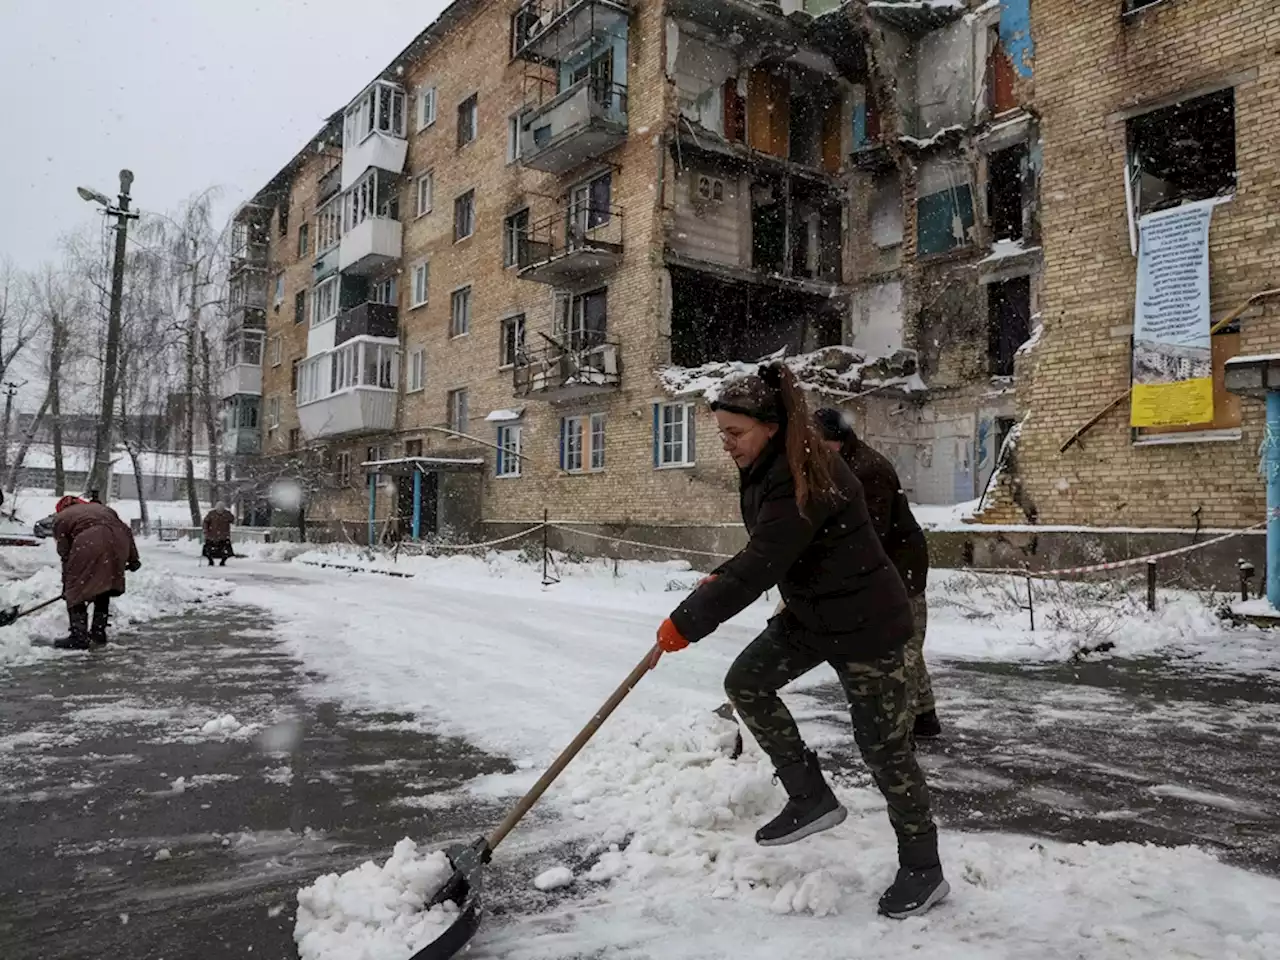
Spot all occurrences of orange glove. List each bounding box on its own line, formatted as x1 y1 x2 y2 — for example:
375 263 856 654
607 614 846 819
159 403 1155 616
697 574 718 588
657 618 689 653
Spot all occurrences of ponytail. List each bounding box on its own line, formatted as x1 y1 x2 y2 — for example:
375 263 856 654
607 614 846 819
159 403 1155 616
758 362 841 516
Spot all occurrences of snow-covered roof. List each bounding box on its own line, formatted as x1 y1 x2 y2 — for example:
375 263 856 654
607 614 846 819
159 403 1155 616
659 347 925 402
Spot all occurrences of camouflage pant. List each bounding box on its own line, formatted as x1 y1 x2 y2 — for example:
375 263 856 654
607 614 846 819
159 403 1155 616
724 616 937 845
906 593 936 715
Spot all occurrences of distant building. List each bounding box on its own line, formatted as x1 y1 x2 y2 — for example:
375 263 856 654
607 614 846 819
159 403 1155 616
7 444 212 503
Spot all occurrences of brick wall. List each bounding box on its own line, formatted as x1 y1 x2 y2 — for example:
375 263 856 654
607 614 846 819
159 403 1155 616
1012 0 1280 528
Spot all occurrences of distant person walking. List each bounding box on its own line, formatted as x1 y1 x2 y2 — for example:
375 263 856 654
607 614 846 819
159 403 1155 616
814 408 939 739
202 502 235 567
53 496 141 649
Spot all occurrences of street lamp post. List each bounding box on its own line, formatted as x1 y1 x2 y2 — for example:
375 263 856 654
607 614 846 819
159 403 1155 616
79 170 139 502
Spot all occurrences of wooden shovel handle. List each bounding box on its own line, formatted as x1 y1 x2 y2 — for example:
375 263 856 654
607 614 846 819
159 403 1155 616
486 644 661 853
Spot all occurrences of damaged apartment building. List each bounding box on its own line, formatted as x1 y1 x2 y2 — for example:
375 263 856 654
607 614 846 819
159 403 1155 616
227 0 1039 547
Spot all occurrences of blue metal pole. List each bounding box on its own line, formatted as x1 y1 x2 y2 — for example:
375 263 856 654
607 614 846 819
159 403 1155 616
412 468 422 541
368 472 377 547
1267 392 1280 609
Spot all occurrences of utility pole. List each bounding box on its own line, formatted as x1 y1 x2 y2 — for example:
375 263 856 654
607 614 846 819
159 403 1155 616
0 381 20 477
86 170 138 502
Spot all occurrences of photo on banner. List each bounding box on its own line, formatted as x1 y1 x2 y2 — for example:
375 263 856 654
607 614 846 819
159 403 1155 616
1130 199 1216 428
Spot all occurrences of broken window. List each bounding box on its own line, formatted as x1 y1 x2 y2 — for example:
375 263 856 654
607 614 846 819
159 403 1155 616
987 143 1027 243
985 28 1018 115
1123 0 1166 12
987 276 1031 377
752 180 787 274
870 174 903 249
916 156 975 256
747 68 790 159
1127 88 1236 216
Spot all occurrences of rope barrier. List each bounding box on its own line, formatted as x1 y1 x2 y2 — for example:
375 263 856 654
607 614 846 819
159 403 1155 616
968 522 1264 579
548 524 736 560
425 524 547 551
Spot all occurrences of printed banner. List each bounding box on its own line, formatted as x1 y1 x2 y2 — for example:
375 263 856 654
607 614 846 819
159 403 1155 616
1130 199 1215 428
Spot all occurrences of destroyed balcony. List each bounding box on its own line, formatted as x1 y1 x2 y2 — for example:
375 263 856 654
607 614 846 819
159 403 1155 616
518 205 624 285
864 0 964 36
521 78 628 175
228 275 268 331
512 0 630 64
222 425 261 458
228 240 267 278
335 302 398 346
514 340 621 402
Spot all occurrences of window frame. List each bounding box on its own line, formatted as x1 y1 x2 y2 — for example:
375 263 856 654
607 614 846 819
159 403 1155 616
312 275 340 327
269 335 282 367
407 347 426 393
589 412 606 471
290 358 300 394
297 222 310 258
410 261 430 309
454 190 476 242
415 171 434 218
506 111 526 164
266 396 281 430
495 424 523 478
503 207 529 268
450 286 472 338
293 289 307 325
500 313 526 369
337 452 352 486
457 93 479 148
447 388 469 436
418 85 438 131
655 402 696 469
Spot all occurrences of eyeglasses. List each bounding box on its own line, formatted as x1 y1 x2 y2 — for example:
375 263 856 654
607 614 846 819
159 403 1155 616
718 424 762 445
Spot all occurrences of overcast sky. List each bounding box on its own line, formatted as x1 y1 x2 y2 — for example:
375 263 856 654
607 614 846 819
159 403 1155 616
0 0 453 269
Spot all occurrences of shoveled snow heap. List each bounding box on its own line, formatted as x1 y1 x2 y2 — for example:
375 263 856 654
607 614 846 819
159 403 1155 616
291 712 1280 959
659 346 923 403
295 838 459 960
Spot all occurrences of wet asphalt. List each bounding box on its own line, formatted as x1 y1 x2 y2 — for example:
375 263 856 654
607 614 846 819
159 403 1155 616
0 590 1277 959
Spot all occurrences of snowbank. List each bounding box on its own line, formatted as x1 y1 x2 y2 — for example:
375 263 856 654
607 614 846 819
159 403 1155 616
659 346 922 402
0 560 231 668
298 712 1280 960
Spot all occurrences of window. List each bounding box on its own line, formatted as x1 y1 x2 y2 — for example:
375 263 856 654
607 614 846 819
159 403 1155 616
316 196 342 252
337 452 352 486
559 414 605 473
590 413 606 471
227 396 260 430
410 261 430 308
457 94 478 147
312 276 340 326
225 330 265 367
569 172 612 234
1124 0 1168 12
288 428 300 451
294 289 307 324
500 314 526 368
327 340 398 393
1126 88 1235 217
298 356 325 404
447 388 469 435
278 205 289 237
270 336 282 367
407 347 426 392
986 144 1027 243
291 358 300 394
415 172 434 218
507 112 525 163
454 190 476 241
987 276 1032 378
450 286 472 337
418 85 437 130
554 287 608 350
343 169 397 234
371 275 397 305
267 396 281 430
503 208 529 268
654 402 696 468
916 156 975 256
405 439 423 458
496 425 522 478
344 81 406 145
511 4 541 56
297 222 310 258
273 273 285 307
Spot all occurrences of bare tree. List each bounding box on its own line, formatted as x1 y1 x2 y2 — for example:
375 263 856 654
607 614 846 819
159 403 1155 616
0 259 40 388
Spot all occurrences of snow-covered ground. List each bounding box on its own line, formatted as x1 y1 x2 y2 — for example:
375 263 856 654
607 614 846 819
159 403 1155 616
6 538 1280 958
134 543 1278 960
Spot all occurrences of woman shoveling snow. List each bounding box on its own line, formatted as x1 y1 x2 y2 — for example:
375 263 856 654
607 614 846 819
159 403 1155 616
656 361 949 920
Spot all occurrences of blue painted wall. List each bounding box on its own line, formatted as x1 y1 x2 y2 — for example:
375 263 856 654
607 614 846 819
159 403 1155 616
999 0 1034 79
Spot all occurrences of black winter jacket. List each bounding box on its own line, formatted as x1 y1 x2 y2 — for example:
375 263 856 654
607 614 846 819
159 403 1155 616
669 438 914 659
844 437 929 597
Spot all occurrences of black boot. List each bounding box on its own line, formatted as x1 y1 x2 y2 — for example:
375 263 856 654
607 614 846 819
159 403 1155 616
90 598 110 646
913 710 942 740
755 750 847 847
878 833 949 919
55 605 91 651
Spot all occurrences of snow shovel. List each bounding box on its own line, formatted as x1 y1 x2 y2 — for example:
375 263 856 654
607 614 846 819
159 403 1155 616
410 643 662 960
0 595 63 627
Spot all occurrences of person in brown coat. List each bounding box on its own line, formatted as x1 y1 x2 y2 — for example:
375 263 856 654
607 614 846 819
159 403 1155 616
202 502 235 567
814 408 940 740
52 496 141 649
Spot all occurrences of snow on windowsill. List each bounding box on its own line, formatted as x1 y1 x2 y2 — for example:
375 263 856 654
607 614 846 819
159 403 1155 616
898 123 966 149
486 408 524 423
1132 428 1243 447
981 240 1042 264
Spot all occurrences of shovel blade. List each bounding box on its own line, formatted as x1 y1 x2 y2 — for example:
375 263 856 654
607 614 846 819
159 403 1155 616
408 837 489 960
0 607 19 628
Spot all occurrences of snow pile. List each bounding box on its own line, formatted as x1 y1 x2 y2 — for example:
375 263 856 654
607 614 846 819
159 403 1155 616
533 866 574 891
200 714 247 736
659 347 922 402
0 561 230 668
295 838 460 960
